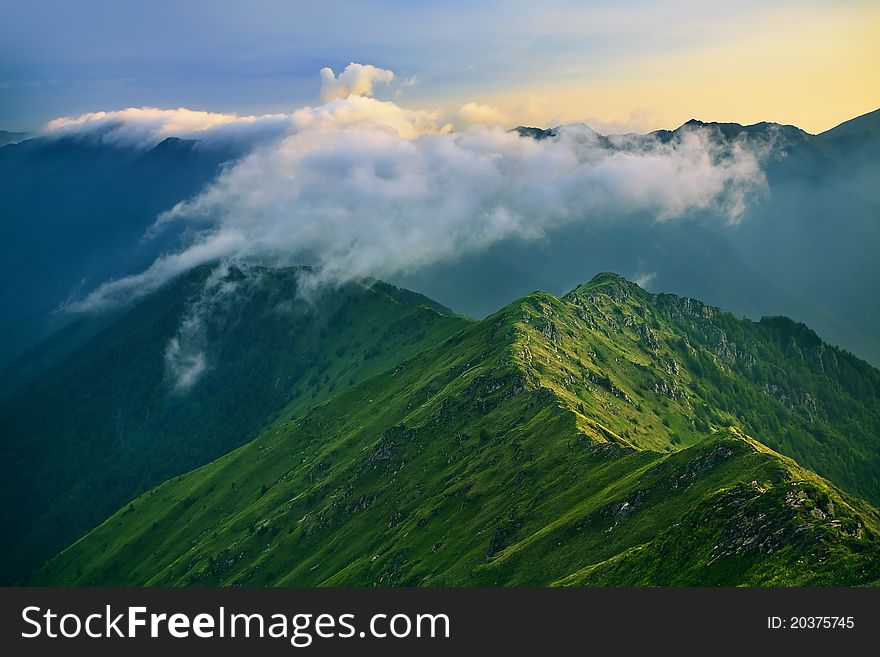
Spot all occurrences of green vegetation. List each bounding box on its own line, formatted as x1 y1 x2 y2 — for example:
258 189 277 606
0 265 468 584
29 273 880 586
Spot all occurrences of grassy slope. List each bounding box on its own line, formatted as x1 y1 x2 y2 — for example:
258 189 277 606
32 275 880 586
534 274 880 504
0 265 468 583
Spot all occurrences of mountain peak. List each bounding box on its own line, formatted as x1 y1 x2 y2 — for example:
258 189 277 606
512 126 558 140
664 119 811 144
589 271 631 285
565 272 645 299
155 135 196 148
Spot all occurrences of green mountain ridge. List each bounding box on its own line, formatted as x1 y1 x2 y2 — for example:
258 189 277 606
30 273 880 586
0 265 468 584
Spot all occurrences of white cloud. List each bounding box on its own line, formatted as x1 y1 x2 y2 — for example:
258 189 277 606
289 95 450 140
164 333 207 391
72 123 765 312
64 231 247 312
44 106 291 148
634 271 657 289
55 63 769 314
163 263 249 391
43 65 432 148
320 63 395 102
395 75 420 97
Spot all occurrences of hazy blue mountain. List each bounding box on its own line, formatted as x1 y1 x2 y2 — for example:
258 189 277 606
820 107 880 143
0 131 29 146
0 134 246 370
397 112 880 365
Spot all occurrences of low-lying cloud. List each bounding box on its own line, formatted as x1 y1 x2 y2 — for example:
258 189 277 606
164 263 248 390
58 62 769 314
45 107 293 148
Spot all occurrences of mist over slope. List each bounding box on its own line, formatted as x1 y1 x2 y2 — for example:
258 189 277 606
31 274 880 586
0 265 467 583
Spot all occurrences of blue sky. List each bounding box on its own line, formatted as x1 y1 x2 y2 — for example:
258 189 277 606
2 0 878 133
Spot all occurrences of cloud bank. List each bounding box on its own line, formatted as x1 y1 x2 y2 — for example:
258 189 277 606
44 107 292 148
57 63 768 314
42 64 438 147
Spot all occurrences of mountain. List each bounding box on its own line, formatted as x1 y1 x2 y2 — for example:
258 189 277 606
816 108 880 206
398 113 880 366
0 134 247 370
2 110 878 375
819 108 880 143
513 126 558 140
30 273 880 586
0 265 468 584
0 131 29 146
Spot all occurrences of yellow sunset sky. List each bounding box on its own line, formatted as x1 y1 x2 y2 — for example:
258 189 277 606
1 0 878 133
424 2 880 133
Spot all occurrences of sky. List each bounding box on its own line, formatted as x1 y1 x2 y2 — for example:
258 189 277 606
1 0 878 134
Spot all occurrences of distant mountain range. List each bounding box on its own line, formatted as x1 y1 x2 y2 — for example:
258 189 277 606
0 134 251 371
23 271 880 586
1 110 878 373
406 109 880 367
0 131 29 147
